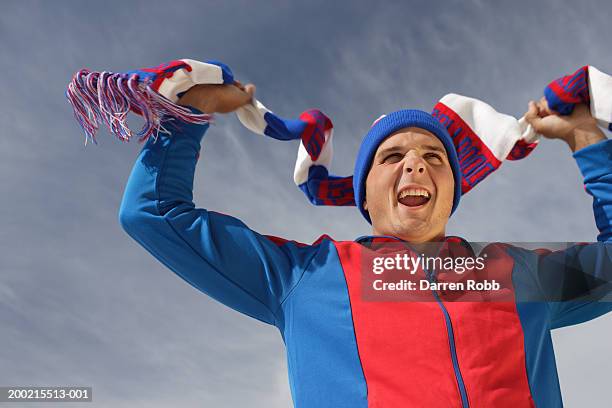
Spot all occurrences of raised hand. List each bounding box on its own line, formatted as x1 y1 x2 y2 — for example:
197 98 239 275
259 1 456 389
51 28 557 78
177 81 256 114
524 98 606 152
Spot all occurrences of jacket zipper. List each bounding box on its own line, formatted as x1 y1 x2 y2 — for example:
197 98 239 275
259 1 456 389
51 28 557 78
426 268 470 408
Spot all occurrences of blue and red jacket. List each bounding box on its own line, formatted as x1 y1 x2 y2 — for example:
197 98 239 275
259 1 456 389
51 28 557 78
118 117 612 408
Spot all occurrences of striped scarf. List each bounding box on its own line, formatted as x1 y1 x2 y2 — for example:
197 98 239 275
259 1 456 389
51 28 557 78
66 60 612 207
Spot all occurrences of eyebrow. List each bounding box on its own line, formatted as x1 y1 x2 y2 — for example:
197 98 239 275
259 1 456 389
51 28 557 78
376 144 446 159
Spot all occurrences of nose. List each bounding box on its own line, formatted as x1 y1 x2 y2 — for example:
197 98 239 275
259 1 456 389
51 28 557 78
403 153 426 175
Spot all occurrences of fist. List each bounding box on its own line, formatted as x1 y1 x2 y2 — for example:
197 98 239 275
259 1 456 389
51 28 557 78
524 97 605 152
524 97 597 140
177 80 256 114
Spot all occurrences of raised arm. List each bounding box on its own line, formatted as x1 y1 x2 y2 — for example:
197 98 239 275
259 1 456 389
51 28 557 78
118 83 318 326
522 100 612 328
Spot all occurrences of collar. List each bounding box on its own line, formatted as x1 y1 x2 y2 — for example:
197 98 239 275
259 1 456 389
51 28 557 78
354 234 476 258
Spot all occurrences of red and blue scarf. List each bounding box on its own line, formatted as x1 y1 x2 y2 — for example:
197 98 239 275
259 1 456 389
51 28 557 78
66 60 611 207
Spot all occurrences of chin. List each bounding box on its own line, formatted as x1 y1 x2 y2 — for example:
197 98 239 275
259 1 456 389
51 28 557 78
391 219 432 240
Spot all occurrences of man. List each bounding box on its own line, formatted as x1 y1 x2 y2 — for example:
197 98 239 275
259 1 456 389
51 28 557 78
119 81 611 407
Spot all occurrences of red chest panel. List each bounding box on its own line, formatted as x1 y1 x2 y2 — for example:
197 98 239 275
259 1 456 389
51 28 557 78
334 241 535 408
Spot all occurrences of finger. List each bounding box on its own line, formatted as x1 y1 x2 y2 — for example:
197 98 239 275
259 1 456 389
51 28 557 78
525 101 539 120
535 97 547 117
537 96 556 117
232 84 255 109
243 83 256 99
524 101 543 131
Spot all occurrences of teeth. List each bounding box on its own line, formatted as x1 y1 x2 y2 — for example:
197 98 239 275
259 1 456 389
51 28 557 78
398 188 430 199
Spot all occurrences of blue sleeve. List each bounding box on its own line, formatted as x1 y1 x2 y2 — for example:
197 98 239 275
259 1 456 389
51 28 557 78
574 138 612 243
542 139 612 328
117 111 317 326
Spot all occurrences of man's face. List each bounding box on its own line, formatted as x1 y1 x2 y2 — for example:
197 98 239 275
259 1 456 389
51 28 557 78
363 127 455 243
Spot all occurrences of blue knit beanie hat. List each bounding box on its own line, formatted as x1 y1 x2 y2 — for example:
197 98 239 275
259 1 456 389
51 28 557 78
353 109 462 224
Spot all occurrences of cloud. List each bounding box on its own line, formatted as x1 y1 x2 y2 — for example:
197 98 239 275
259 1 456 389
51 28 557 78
1 0 610 406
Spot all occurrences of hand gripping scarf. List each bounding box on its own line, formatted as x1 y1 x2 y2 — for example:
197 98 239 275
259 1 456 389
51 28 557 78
66 60 612 206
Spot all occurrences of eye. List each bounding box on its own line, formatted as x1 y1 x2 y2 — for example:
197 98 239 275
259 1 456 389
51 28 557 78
424 152 443 164
382 153 404 163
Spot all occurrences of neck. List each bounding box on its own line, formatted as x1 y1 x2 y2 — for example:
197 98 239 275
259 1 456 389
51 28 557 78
370 228 446 243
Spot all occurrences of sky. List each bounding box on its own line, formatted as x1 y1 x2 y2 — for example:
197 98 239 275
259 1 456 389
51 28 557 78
0 0 611 406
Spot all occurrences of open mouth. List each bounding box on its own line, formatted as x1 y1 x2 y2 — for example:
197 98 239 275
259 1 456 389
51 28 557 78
397 187 432 208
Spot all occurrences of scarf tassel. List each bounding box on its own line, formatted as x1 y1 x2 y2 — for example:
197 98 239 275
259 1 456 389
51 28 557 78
65 69 212 145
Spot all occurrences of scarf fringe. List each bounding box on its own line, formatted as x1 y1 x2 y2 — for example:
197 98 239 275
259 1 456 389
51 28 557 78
65 69 212 145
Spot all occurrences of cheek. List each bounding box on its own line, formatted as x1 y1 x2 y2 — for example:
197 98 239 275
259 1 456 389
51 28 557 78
434 169 455 209
365 168 396 208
